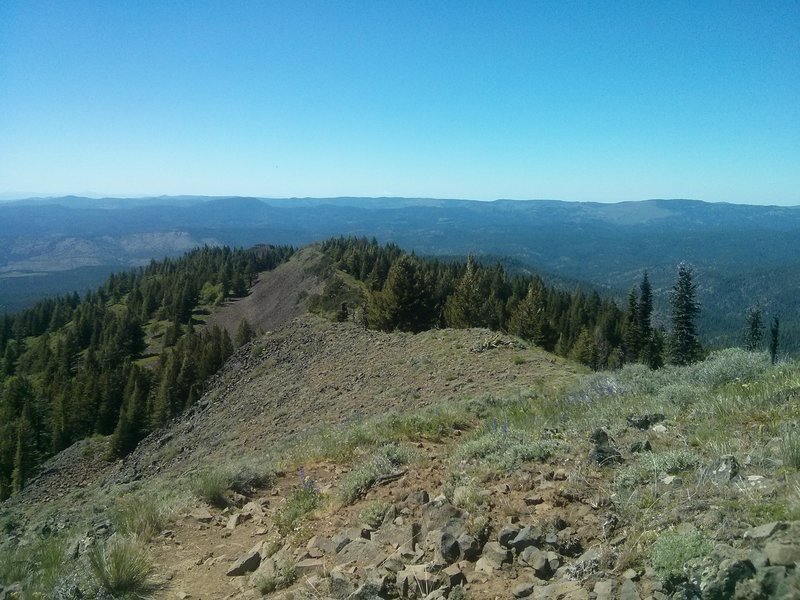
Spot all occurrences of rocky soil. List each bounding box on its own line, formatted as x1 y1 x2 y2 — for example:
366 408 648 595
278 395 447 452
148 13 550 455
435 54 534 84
142 431 800 600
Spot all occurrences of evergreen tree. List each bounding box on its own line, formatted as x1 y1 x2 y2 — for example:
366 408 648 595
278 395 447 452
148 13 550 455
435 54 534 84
234 318 255 347
744 307 764 351
669 262 702 365
622 288 640 363
368 256 435 332
220 329 234 362
643 328 665 370
11 415 36 493
444 257 488 328
152 352 180 427
508 282 549 348
769 316 780 365
637 271 653 343
569 328 598 370
637 271 662 367
177 355 199 410
110 371 149 457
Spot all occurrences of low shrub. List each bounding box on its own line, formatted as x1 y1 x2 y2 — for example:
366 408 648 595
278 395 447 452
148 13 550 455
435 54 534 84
254 565 296 594
780 427 800 470
650 530 712 577
615 449 700 490
338 443 417 504
229 465 274 495
360 501 390 529
455 427 553 472
656 382 703 408
274 479 323 535
688 349 770 388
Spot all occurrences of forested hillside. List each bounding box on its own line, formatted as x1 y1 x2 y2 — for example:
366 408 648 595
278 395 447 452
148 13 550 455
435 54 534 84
0 244 293 499
320 237 669 369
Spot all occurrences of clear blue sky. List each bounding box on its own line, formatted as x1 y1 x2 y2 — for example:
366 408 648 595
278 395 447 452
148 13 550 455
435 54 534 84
1 1 798 204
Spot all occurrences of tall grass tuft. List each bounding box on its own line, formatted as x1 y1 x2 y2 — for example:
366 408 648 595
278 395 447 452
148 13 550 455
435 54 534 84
780 428 800 470
114 495 168 541
0 535 71 596
189 468 231 508
89 535 157 599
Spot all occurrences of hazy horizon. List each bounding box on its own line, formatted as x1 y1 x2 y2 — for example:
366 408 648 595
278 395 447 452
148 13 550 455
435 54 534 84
1 192 799 208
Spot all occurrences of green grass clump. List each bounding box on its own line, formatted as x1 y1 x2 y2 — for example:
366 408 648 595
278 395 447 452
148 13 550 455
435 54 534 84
0 536 71 595
451 482 488 514
650 530 712 577
455 427 553 472
779 428 800 470
378 408 472 442
0 544 28 587
338 443 417 504
189 462 274 508
723 497 800 526
274 485 323 535
359 501 390 529
615 449 700 490
656 382 704 408
89 535 157 599
254 565 296 594
292 405 472 465
113 494 168 541
189 468 231 508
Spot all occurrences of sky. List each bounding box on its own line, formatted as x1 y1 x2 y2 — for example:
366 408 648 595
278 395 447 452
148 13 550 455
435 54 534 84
0 1 798 205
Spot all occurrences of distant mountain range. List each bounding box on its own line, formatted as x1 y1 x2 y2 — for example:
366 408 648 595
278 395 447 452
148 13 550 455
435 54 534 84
2 196 798 352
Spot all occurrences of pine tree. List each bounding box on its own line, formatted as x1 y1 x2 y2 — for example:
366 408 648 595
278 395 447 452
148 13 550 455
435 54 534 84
368 256 434 332
622 288 640 363
152 352 179 427
637 271 653 343
234 318 254 347
11 415 36 493
110 371 149 457
569 328 598 370
744 307 764 351
508 282 549 348
220 329 234 362
769 316 780 365
669 262 702 365
638 271 661 366
444 257 488 328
